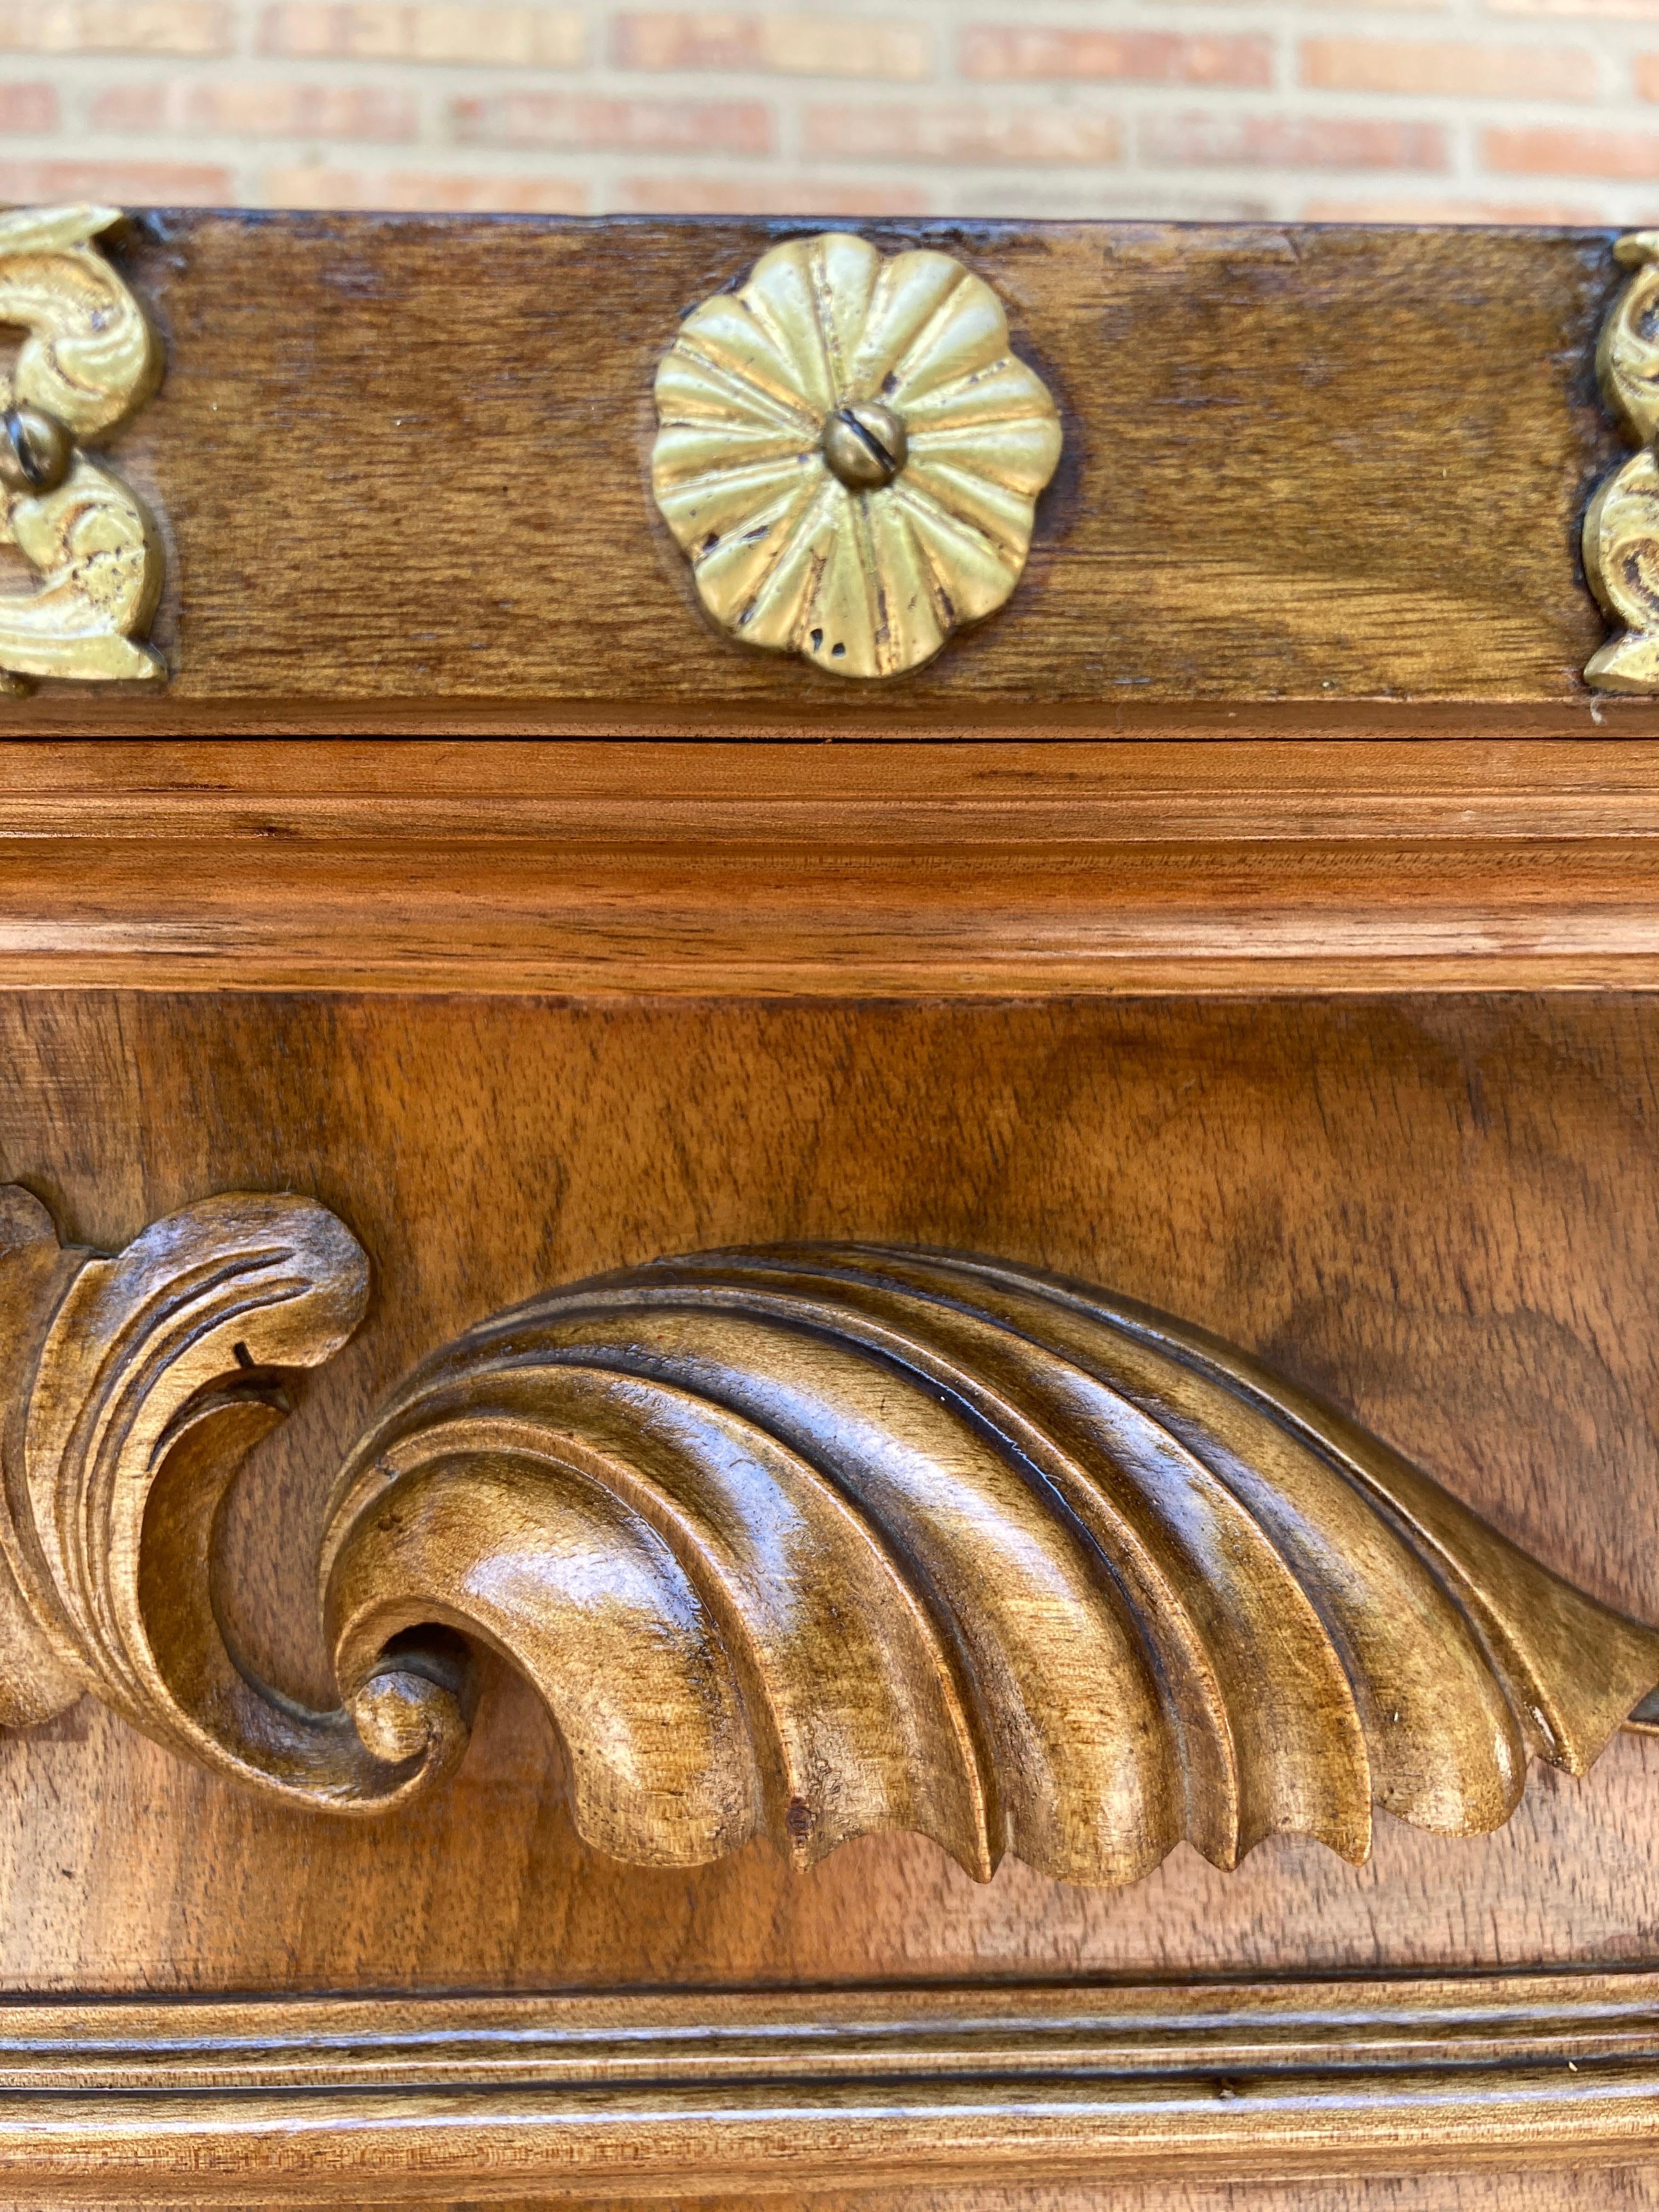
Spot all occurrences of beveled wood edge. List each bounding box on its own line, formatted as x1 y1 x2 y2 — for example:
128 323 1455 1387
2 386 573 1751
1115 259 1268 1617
18 736 1659 833
0 1971 1653 2200
7 739 1659 996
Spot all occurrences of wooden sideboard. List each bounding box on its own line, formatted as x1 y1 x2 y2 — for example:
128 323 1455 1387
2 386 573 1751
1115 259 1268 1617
6 211 1659 2211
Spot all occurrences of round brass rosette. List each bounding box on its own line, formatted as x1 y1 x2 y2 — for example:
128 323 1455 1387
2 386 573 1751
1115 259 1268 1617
651 232 1062 679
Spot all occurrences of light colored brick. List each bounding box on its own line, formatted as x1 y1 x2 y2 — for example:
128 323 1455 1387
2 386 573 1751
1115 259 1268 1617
0 157 233 201
261 3 584 66
1491 0 1659 15
615 169 930 212
1483 122 1659 174
1149 0 1447 7
453 89 771 152
0 83 58 132
961 28 1272 88
23 0 1655 230
1142 113 1450 168
0 1 228 54
803 101 1123 165
1301 193 1604 218
93 80 417 138
1301 36 1596 98
263 163 588 208
613 13 929 78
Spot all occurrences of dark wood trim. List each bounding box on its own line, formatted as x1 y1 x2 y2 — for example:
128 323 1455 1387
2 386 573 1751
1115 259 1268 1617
0 1972 1655 2200
0 215 1635 731
7 737 1659 996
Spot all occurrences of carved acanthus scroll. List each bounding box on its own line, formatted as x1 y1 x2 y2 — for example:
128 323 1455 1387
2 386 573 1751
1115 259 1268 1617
0 205 164 690
3 1184 1656 1889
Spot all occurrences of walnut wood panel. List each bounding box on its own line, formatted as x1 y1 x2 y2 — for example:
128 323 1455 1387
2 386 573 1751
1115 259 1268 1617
3 217 1653 734
4 987 1659 1999
10 737 1659 995
0 1973 1654 2203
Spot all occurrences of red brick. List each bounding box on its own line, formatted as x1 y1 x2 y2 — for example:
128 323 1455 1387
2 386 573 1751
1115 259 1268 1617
0 83 57 131
453 91 772 153
613 12 929 77
803 101 1122 164
1302 36 1596 98
260 3 584 64
614 170 932 212
961 27 1272 88
93 80 417 138
263 164 588 209
1483 123 1659 176
1142 113 1449 170
0 0 229 52
0 157 233 201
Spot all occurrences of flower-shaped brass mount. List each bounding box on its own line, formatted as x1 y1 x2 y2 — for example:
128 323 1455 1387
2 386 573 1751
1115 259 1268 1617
652 232 1062 680
0 204 165 693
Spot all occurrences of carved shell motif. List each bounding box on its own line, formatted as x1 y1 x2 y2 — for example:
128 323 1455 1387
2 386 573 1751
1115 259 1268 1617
651 233 1063 679
3 1186 1657 1889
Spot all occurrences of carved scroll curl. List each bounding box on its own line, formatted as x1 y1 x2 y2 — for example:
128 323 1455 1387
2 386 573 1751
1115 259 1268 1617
3 1186 1657 1889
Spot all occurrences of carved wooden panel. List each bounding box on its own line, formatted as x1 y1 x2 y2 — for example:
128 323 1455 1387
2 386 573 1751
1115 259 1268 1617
3 974 1659 2208
6 210 1659 2210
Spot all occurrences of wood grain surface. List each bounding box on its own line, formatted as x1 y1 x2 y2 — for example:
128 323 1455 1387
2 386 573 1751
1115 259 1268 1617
15 2185 1659 2212
4 987 1659 1999
13 2183 1659 2212
4 216 1654 733
10 737 1659 995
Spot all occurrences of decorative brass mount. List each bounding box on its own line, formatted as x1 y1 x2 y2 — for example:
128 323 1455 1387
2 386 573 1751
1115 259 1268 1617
651 232 1062 680
0 205 163 691
3 1184 1655 1888
1585 230 1659 691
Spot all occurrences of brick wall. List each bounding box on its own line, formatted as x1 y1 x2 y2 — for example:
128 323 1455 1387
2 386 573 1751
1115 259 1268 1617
5 0 1659 221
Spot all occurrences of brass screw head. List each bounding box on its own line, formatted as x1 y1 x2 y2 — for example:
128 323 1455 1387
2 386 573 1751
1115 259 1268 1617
0 405 73 495
820 399 909 492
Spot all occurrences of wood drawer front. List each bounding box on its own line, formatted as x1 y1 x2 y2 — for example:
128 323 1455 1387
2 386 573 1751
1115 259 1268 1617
4 213 1654 736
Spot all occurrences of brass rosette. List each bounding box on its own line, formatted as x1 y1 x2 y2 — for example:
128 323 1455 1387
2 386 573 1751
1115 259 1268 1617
651 232 1062 679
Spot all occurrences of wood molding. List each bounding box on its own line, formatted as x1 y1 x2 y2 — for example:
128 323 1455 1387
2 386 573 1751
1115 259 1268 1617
10 736 1659 995
6 1184 1657 1889
0 1970 1656 2199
